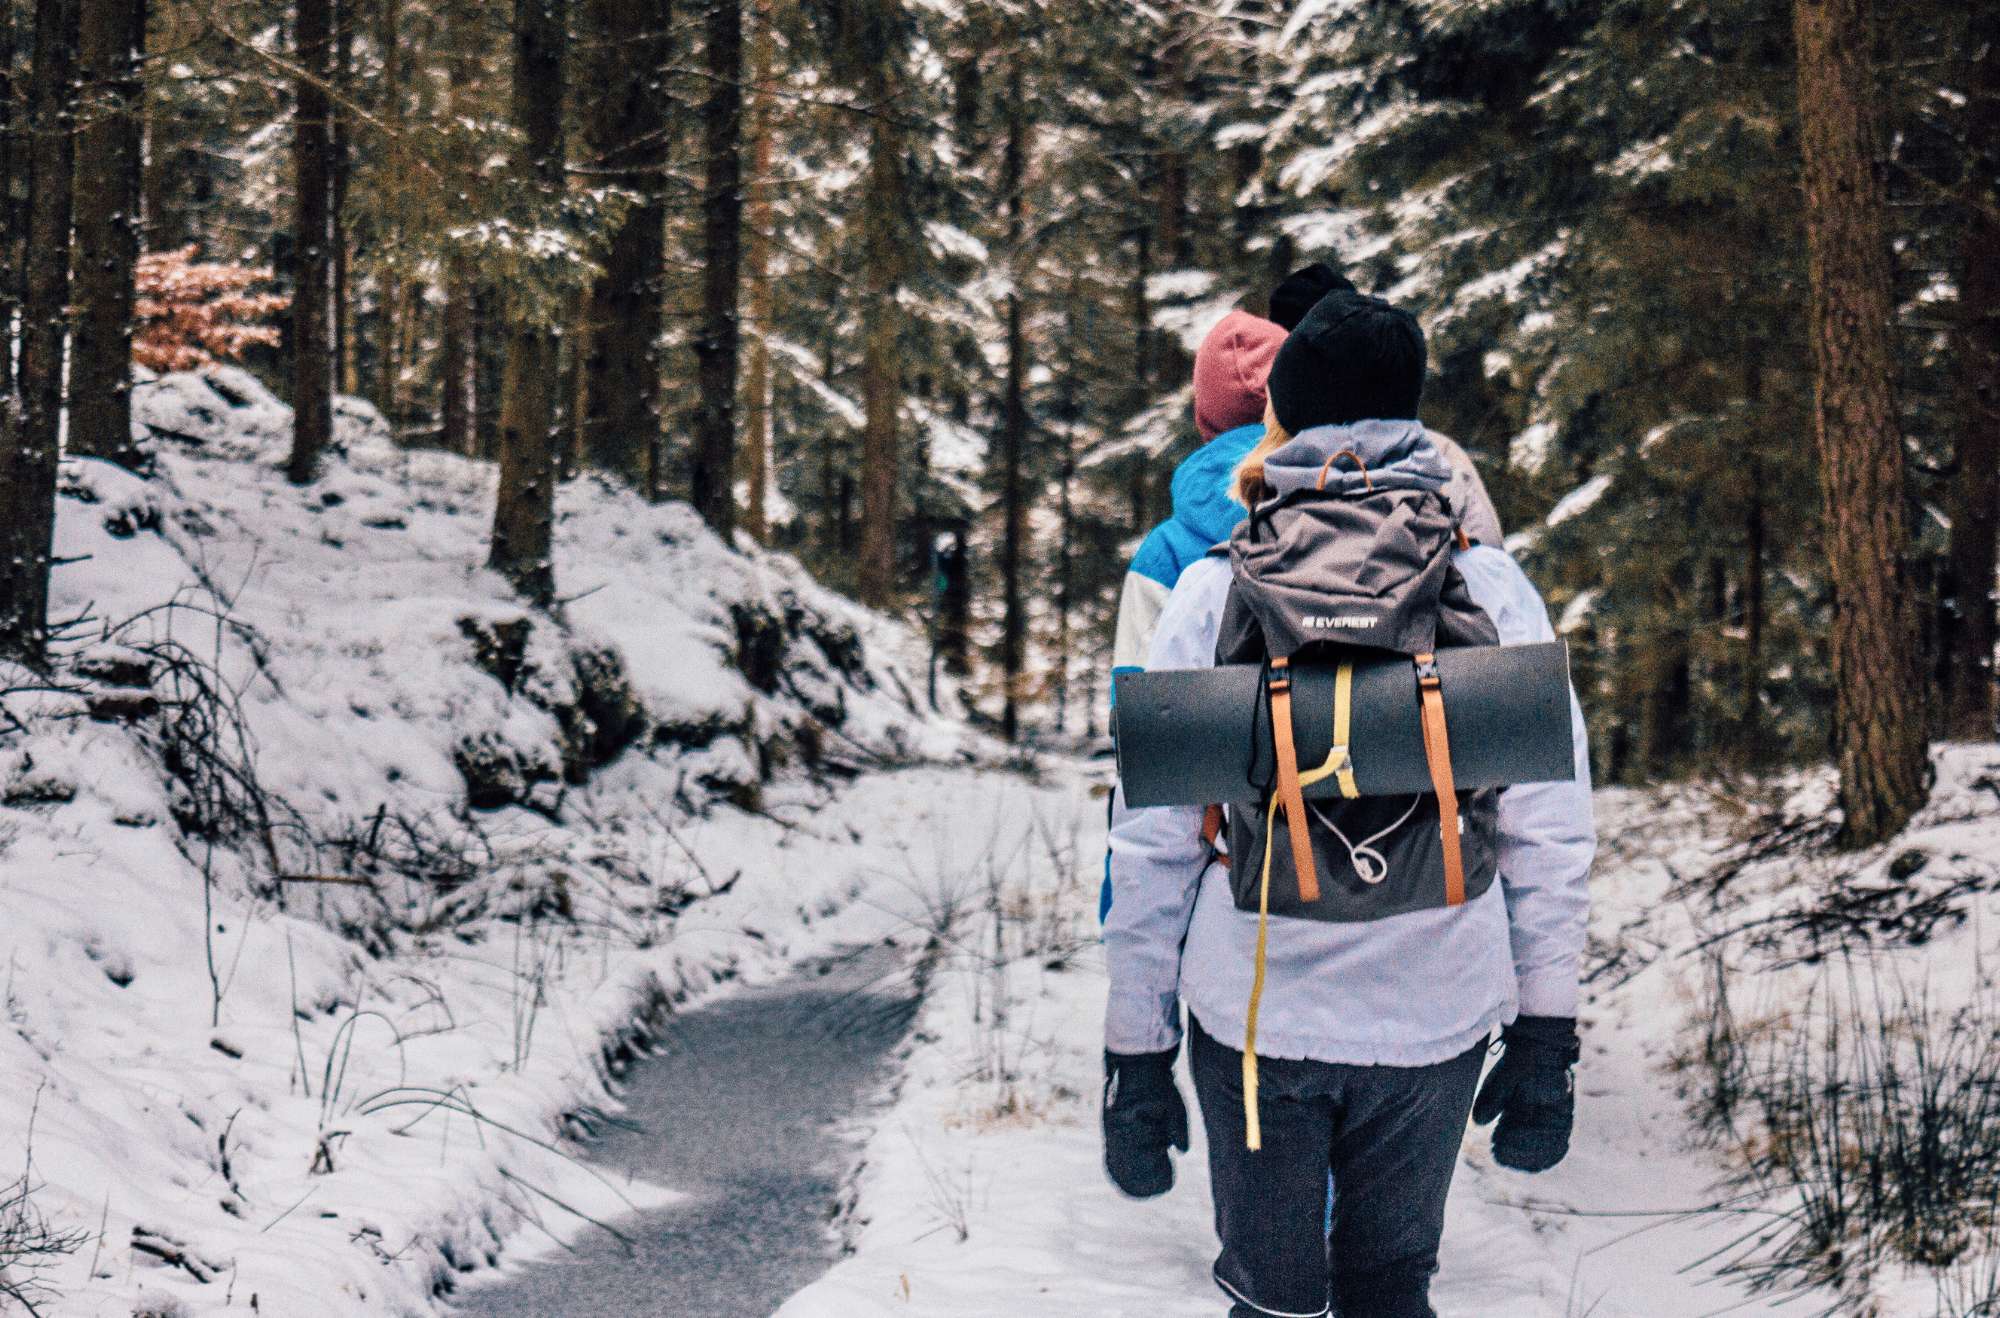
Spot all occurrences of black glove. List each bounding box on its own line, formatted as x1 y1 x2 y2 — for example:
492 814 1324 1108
1102 1047 1189 1198
1471 1015 1579 1173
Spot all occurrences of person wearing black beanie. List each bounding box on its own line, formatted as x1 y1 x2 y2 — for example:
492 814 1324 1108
1265 290 1426 436
1267 261 1357 332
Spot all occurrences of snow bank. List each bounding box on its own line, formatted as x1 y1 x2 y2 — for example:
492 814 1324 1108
0 367 985 1315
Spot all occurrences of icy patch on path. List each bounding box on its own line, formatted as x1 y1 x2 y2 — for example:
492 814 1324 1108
453 941 920 1318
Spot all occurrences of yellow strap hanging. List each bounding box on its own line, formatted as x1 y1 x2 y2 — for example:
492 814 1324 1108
1242 791 1281 1150
1244 660 1359 1150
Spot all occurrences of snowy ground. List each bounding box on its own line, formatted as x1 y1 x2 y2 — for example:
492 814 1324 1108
777 753 2000 1318
7 366 1998 1318
0 367 1008 1317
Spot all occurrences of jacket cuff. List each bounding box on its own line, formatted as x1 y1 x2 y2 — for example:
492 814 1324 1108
1104 988 1184 1056
1514 965 1579 1019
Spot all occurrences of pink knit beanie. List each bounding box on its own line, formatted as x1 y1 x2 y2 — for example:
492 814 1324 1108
1193 310 1287 441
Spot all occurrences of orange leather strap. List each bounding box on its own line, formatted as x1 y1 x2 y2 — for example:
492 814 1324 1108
1414 653 1466 907
1267 659 1320 903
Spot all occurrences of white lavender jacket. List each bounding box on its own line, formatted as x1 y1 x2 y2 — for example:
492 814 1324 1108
1102 421 1595 1067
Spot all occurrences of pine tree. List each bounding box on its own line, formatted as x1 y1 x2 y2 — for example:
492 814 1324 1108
691 0 744 535
68 0 146 469
741 0 775 541
577 0 672 492
489 0 568 605
3 0 79 668
1941 8 2000 739
1793 0 1929 843
287 0 336 484
996 49 1028 741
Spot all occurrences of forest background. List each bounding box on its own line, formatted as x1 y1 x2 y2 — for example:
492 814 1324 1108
0 0 1993 838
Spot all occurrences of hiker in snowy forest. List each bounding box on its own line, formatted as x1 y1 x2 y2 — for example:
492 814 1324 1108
1100 292 1595 1318
1101 263 1504 921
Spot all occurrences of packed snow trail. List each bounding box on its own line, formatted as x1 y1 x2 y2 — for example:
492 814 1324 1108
454 942 921 1317
776 779 1837 1318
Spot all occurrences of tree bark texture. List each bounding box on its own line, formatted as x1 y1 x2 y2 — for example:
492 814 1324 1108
690 0 743 536
855 50 902 606
0 0 22 349
997 56 1028 741
69 0 146 468
331 0 353 396
489 0 566 604
437 0 478 455
2 0 79 666
578 0 670 493
373 0 402 424
287 0 335 483
1792 0 1929 843
1943 11 2000 740
741 0 774 542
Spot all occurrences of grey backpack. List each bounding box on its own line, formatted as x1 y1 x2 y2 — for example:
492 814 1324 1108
1212 450 1501 925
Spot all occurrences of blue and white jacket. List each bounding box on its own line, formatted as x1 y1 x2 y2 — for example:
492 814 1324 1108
1103 421 1594 1067
1111 424 1265 688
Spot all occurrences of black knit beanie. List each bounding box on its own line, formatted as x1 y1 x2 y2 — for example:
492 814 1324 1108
1268 262 1358 332
1266 291 1426 434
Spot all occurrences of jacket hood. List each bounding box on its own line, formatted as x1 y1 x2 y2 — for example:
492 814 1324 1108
1262 419 1451 500
1170 423 1262 546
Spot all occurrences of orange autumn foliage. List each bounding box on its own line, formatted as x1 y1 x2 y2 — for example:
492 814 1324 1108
133 247 292 372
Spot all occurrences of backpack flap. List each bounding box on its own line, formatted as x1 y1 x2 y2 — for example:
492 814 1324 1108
1224 487 1464 661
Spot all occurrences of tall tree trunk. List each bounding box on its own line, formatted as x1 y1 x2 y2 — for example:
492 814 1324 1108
3 0 77 666
489 0 566 604
1128 222 1151 419
997 56 1029 741
1943 14 2000 740
287 0 334 483
690 0 742 536
438 0 477 455
1792 0 1929 844
0 0 21 347
740 0 773 541
855 52 902 606
331 0 353 396
374 0 401 425
1741 353 1769 755
938 524 968 676
1742 459 1767 743
578 0 669 492
69 0 145 468
1055 387 1075 734
441 253 475 453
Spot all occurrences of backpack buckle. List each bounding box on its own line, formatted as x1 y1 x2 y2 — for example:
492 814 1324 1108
1415 655 1440 685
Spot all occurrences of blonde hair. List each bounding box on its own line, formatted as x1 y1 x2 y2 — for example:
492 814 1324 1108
1231 398 1290 508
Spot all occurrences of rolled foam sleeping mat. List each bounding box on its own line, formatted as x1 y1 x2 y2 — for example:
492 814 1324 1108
1113 641 1576 809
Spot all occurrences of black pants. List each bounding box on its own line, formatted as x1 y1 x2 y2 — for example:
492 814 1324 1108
1189 1016 1487 1318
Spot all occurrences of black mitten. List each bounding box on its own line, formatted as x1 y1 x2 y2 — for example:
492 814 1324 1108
1471 1015 1579 1174
1102 1047 1190 1198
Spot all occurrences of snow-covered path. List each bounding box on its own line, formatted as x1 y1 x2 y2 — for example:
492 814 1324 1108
774 776 1819 1318
452 942 921 1317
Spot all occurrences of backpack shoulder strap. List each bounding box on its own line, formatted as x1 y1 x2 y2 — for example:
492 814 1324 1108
1413 653 1467 906
1265 658 1320 904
